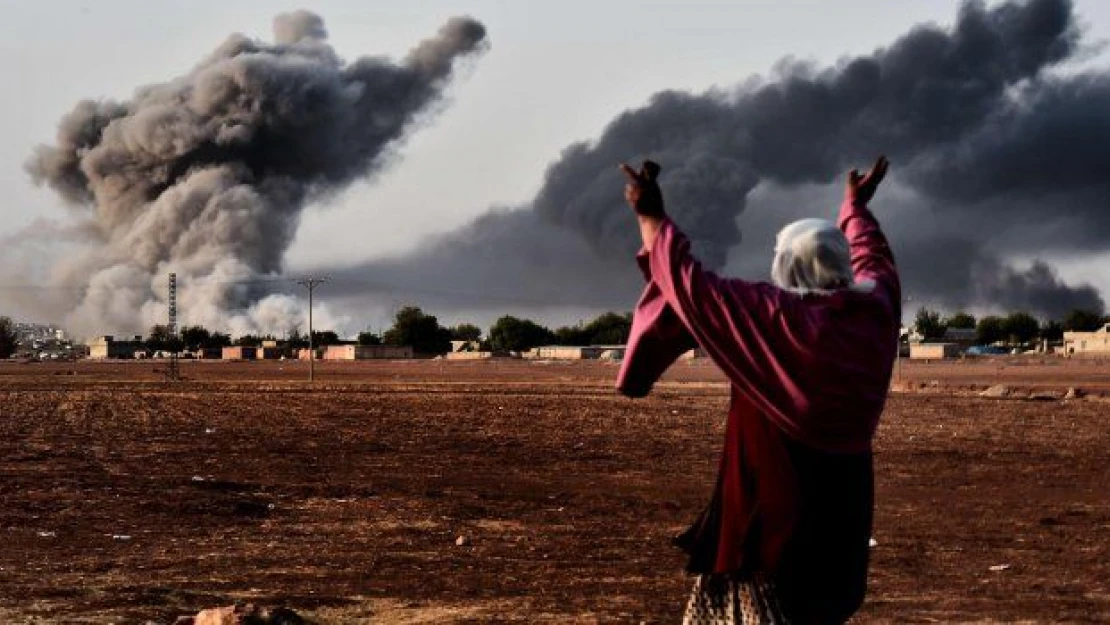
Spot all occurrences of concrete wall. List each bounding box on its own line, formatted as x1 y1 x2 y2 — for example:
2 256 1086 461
909 343 961 360
445 351 494 360
531 346 605 360
323 345 414 360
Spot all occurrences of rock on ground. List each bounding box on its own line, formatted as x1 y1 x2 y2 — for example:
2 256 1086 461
980 385 1011 398
175 604 308 625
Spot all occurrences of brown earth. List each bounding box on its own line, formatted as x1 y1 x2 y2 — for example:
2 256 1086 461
0 358 1107 623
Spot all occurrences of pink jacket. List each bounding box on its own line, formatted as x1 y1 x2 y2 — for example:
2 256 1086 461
617 198 900 454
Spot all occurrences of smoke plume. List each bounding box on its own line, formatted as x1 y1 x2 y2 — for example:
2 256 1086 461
23 11 487 337
329 0 1106 322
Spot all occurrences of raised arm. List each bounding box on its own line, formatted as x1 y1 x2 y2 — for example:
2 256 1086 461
837 156 901 316
618 161 793 399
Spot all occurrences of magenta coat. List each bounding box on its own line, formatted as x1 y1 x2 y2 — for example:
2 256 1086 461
617 198 900 622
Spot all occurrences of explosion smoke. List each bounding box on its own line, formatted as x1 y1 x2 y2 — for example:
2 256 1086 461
25 11 487 337
329 0 1106 321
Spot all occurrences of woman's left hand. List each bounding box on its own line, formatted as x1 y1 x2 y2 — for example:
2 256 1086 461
620 160 665 219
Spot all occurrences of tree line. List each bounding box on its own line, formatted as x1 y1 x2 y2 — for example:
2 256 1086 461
119 306 634 357
3 305 1107 360
913 307 1109 346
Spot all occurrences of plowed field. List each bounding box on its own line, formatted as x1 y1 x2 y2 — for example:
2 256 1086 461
1 358 1107 623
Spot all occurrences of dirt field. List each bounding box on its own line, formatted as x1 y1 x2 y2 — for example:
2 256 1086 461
1 358 1107 623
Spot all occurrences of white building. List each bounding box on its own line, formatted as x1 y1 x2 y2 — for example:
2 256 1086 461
1063 324 1110 355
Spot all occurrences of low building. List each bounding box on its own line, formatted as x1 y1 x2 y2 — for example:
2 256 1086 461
194 347 223 360
323 345 414 360
909 343 962 360
257 346 285 360
450 340 482 353
296 347 324 361
87 335 144 359
1063 323 1110 355
529 345 605 360
445 350 495 360
222 346 257 360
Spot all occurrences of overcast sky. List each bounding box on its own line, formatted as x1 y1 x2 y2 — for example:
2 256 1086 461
3 0 1110 330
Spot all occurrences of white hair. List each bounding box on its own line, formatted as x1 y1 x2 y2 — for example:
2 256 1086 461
771 218 871 294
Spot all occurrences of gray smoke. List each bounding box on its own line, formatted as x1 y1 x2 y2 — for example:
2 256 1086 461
24 12 487 337
329 0 1105 322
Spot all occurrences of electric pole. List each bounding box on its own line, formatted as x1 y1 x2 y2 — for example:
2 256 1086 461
295 277 328 382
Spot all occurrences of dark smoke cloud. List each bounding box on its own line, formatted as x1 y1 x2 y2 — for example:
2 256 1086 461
23 12 487 337
332 0 1105 323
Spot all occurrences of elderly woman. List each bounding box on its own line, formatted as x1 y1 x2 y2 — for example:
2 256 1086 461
616 157 899 625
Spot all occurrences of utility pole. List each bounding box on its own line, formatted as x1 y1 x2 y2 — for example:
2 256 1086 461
295 277 328 382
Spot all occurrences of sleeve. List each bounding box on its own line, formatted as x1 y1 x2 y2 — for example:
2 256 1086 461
836 199 901 319
644 218 798 399
615 277 697 398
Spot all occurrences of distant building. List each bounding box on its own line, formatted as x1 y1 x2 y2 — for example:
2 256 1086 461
194 347 223 360
909 343 962 360
1063 324 1110 355
445 350 495 361
527 346 605 360
87 335 144 359
222 346 257 360
450 340 481 353
257 346 285 360
322 345 414 360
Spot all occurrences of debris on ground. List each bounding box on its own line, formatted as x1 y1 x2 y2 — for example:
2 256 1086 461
174 603 308 625
979 385 1010 398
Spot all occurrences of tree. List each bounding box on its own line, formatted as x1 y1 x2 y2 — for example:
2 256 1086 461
914 307 946 341
976 316 1006 345
382 306 451 355
1002 312 1040 345
554 312 634 346
488 315 554 352
146 324 183 352
357 331 382 346
449 323 482 342
945 312 976 329
1040 320 1064 342
287 327 308 349
581 312 632 345
1063 309 1104 332
0 316 16 359
180 325 211 350
553 325 590 346
311 330 341 346
235 334 263 347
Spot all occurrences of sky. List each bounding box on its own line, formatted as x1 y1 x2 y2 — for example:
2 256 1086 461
3 0 1110 334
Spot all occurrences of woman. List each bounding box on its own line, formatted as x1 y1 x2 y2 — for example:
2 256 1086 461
616 157 899 624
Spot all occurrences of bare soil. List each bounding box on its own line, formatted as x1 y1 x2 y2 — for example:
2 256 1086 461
0 358 1107 623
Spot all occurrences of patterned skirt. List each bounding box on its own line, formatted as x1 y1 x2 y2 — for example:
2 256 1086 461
682 573 792 625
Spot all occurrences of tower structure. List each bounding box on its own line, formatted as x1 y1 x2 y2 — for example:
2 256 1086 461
166 272 180 382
